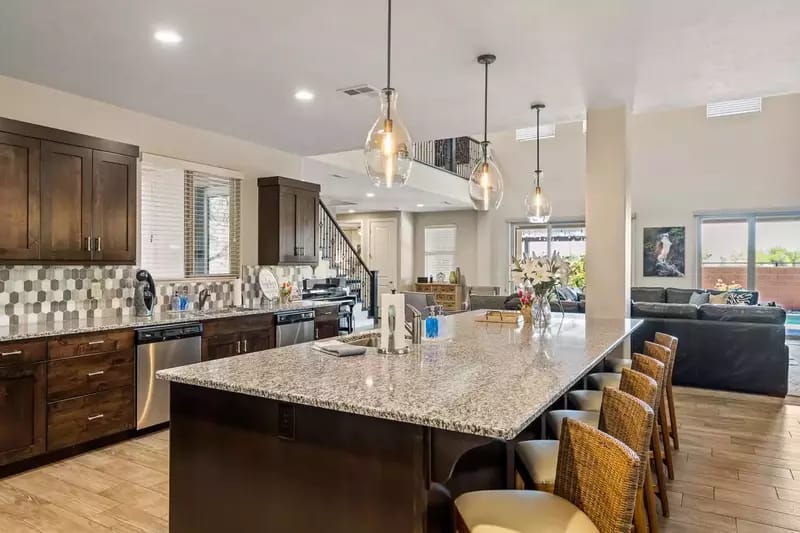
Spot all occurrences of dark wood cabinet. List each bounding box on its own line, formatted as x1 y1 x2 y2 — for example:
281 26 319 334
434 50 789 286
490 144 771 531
40 141 93 262
201 314 276 361
0 132 40 261
91 151 137 263
258 176 320 265
0 340 47 467
0 117 139 264
315 305 339 340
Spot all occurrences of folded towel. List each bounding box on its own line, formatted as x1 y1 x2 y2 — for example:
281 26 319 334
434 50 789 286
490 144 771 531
312 340 367 357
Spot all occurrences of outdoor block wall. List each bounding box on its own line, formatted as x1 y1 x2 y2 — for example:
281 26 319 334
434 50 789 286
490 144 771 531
701 266 800 310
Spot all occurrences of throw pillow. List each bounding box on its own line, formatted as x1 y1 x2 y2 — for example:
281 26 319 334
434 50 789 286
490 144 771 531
708 292 728 305
727 292 751 305
688 292 710 305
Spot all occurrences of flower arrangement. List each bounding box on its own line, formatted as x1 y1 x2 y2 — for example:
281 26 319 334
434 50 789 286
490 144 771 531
511 252 570 323
279 281 293 303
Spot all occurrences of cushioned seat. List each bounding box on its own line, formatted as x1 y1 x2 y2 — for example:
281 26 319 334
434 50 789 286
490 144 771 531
566 389 603 411
515 440 559 488
546 410 600 438
607 358 632 373
587 372 621 391
455 490 599 533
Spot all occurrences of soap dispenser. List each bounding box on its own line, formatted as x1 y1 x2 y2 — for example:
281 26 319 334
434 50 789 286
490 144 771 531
424 306 439 339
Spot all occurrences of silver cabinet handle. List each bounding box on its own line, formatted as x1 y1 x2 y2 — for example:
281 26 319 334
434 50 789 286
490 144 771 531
87 414 104 421
87 370 105 377
242 339 248 352
86 236 93 252
95 236 102 252
1 350 23 357
236 340 241 354
87 340 105 346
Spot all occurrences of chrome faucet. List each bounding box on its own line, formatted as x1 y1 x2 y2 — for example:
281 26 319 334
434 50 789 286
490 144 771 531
198 289 209 310
405 304 423 344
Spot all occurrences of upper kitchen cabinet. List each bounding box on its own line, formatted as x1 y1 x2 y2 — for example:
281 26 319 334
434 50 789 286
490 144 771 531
0 117 139 264
258 176 320 265
0 132 40 260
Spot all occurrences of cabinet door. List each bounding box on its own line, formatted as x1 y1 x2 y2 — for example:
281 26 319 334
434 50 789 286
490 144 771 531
279 188 299 262
0 362 46 466
0 132 40 261
203 334 241 361
241 329 274 354
40 141 92 261
294 188 318 263
92 151 137 263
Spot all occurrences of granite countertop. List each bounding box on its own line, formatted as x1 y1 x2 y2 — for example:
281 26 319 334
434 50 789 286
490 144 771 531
158 311 642 440
0 300 339 342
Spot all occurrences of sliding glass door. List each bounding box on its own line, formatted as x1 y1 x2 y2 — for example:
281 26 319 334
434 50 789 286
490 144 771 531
698 213 800 312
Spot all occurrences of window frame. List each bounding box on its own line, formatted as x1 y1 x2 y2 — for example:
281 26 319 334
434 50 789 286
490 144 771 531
423 224 458 278
508 219 586 290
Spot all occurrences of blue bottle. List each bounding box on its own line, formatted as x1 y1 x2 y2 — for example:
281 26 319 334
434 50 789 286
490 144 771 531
425 306 438 339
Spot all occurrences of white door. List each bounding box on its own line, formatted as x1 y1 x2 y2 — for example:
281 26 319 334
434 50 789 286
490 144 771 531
368 218 398 312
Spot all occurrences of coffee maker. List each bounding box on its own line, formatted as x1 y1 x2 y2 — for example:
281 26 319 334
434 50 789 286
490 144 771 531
134 269 156 317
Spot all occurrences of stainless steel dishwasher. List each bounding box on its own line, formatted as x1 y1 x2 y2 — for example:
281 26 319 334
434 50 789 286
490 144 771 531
135 322 202 429
275 310 315 347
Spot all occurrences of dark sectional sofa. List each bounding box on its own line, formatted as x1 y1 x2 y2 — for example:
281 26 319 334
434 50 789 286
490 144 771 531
630 287 788 397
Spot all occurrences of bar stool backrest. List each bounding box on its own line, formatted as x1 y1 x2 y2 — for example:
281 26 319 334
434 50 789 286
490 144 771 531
598 385 655 488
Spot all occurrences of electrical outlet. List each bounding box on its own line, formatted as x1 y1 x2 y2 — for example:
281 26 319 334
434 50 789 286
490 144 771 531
278 403 295 440
91 281 102 297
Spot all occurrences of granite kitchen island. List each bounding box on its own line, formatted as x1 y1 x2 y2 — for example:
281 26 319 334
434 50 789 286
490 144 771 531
158 311 641 533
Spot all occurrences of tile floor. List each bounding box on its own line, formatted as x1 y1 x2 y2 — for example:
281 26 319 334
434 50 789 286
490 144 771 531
1 388 800 532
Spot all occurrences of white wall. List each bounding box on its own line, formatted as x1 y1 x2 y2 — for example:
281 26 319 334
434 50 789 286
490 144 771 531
0 75 302 267
629 93 800 288
413 210 479 285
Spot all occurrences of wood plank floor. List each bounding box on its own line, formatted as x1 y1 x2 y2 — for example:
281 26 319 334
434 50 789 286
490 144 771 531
1 387 799 532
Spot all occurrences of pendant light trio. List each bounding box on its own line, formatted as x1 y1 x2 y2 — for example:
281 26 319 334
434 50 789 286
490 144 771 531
364 0 551 222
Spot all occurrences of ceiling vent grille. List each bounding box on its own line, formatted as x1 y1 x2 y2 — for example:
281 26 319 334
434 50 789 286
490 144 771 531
516 123 556 141
338 84 380 97
707 97 762 118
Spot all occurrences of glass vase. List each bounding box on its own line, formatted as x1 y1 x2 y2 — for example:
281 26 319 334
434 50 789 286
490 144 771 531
534 294 552 326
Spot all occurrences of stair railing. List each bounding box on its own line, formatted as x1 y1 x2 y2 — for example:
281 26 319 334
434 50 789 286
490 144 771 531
319 200 378 318
412 136 482 180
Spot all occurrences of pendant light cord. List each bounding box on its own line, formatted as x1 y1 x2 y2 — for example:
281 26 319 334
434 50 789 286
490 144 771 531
483 61 488 146
386 0 392 90
535 105 541 187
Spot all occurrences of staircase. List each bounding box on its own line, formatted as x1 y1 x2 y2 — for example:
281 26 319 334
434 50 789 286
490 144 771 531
318 200 378 319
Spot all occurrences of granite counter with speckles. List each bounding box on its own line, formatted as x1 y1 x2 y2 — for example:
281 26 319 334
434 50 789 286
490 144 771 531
158 311 642 440
0 300 342 342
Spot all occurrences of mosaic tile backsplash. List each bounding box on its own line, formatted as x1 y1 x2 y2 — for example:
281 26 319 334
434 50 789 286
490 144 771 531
0 262 333 326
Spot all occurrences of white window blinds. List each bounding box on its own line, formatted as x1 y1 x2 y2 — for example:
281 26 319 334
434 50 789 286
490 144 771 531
424 225 457 277
140 154 242 280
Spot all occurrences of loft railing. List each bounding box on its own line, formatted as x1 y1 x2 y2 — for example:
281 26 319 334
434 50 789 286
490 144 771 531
412 136 482 180
319 200 378 318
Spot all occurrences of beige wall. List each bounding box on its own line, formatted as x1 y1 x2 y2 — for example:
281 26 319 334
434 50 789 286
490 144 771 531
413 210 479 286
0 75 302 267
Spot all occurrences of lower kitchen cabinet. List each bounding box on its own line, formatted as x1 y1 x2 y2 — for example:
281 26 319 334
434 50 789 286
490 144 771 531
47 386 134 451
201 314 275 361
0 340 47 467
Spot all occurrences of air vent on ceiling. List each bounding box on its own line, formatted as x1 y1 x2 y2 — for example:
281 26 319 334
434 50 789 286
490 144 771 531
515 123 556 142
330 173 350 180
706 97 762 118
338 84 380 97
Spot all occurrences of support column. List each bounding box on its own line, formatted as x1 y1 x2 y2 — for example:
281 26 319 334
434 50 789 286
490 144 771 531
584 107 632 320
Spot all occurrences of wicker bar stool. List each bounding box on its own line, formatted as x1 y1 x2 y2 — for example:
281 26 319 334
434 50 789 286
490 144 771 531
457 418 641 533
546 353 671 522
606 333 680 450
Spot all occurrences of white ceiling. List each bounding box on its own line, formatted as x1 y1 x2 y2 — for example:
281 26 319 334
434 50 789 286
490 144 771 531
1 0 799 156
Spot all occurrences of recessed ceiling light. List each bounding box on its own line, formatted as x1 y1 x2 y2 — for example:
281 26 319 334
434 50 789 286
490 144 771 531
154 29 182 44
365 192 375 198
416 204 424 208
347 209 355 214
295 89 314 101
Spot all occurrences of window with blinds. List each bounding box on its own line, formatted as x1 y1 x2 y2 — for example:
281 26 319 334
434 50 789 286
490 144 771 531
140 155 241 280
424 225 457 277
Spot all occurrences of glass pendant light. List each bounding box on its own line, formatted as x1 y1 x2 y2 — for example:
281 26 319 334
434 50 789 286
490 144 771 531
524 103 552 223
469 54 503 211
364 0 413 188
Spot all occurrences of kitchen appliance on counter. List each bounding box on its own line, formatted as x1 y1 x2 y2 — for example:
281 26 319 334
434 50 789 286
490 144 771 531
275 310 315 347
134 269 156 317
135 322 202 429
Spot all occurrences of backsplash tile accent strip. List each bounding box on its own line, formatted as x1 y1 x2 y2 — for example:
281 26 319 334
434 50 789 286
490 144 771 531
0 265 237 326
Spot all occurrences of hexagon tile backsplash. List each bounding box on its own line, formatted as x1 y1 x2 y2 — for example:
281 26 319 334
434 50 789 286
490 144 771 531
0 265 237 327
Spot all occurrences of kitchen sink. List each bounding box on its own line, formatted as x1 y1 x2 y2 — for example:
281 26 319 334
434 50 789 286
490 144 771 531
339 333 412 348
